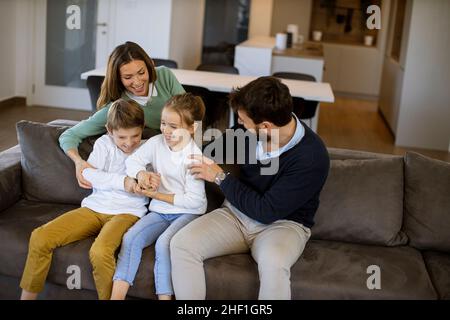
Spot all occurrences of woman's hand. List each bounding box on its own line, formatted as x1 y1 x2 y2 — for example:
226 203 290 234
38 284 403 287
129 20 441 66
76 159 94 189
67 148 93 189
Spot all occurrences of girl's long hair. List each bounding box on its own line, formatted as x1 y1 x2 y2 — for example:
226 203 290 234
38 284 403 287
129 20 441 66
97 41 157 109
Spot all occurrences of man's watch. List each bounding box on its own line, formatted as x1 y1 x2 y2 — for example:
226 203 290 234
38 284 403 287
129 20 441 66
214 171 228 186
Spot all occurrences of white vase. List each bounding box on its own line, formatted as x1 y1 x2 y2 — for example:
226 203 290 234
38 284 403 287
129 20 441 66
312 30 322 42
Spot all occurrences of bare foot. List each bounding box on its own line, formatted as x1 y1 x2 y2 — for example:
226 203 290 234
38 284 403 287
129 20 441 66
20 289 38 300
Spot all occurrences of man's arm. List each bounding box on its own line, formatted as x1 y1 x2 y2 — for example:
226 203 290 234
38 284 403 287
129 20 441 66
219 165 327 224
189 154 329 224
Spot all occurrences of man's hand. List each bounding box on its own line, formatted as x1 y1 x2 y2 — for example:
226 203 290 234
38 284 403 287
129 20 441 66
188 154 223 183
76 160 94 189
137 171 161 191
124 177 138 193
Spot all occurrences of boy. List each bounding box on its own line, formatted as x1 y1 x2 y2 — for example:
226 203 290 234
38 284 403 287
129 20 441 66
20 99 159 300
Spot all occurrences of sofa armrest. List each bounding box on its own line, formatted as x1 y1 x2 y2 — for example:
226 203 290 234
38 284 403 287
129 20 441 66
0 145 22 212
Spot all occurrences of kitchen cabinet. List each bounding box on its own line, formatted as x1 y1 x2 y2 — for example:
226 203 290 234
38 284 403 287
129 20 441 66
322 43 383 97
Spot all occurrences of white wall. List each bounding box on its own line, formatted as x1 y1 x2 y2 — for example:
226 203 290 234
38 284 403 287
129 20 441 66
112 0 172 59
169 0 204 69
270 0 312 38
395 0 450 151
14 0 33 98
248 0 273 38
0 0 17 101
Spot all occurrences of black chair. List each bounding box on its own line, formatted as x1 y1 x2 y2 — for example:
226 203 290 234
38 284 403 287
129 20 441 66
196 63 239 75
195 64 239 128
152 58 178 69
272 72 319 124
86 75 105 112
182 85 214 130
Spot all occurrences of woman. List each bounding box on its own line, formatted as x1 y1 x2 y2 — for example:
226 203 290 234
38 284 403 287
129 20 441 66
59 41 185 188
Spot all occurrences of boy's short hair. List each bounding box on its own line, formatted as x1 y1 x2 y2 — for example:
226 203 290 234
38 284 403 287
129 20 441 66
229 76 293 126
164 93 205 127
106 99 145 131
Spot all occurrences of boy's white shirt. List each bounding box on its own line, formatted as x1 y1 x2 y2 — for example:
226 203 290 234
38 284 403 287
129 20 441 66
126 134 207 215
81 135 148 217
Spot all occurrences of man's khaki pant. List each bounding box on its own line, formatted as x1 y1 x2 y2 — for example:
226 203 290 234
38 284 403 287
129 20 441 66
170 206 311 300
20 207 138 300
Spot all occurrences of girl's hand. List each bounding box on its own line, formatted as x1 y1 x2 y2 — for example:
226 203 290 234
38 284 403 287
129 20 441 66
134 183 157 198
148 172 161 190
137 171 161 191
76 160 94 189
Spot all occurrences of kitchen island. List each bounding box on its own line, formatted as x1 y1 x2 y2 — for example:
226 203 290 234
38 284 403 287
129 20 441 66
234 36 325 131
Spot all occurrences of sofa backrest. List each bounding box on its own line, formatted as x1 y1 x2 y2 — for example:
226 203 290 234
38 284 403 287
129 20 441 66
403 152 450 253
16 121 448 252
16 121 94 204
311 149 408 246
0 145 22 212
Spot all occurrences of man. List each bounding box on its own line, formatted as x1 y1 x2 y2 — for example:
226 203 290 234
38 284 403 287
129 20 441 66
170 76 330 300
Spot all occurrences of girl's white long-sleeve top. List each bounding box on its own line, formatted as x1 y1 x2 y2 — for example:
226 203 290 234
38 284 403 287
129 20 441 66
126 134 207 215
81 135 148 217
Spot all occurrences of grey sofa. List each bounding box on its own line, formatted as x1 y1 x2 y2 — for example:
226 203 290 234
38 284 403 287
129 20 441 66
0 120 449 300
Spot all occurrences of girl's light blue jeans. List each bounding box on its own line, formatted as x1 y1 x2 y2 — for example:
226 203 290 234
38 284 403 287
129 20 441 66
113 211 197 296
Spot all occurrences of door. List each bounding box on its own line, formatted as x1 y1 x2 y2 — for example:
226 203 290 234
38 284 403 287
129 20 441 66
31 0 110 110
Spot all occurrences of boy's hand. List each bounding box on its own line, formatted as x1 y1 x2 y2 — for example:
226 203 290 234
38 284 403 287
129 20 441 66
124 177 137 193
77 160 95 189
137 171 161 191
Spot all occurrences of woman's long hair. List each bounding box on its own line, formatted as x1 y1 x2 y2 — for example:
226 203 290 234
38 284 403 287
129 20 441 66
97 41 157 109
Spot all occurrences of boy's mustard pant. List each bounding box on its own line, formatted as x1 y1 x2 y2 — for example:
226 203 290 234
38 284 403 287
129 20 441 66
20 207 138 300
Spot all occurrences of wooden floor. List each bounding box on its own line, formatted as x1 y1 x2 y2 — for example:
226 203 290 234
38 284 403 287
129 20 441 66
317 97 450 162
0 104 91 151
1 98 449 162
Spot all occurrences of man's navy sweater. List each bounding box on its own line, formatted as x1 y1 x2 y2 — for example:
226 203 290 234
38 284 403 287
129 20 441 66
219 123 330 228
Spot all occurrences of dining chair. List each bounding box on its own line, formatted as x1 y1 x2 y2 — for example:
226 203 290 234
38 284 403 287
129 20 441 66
153 58 178 69
272 72 319 127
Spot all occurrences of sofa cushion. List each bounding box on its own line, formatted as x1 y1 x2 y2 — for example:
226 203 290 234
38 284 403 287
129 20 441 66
312 157 408 246
422 251 450 300
290 240 437 299
16 121 94 205
404 152 450 253
181 240 437 300
0 198 156 299
0 199 78 278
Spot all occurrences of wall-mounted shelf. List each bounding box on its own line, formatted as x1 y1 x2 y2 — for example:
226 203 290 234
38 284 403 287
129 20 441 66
310 0 381 47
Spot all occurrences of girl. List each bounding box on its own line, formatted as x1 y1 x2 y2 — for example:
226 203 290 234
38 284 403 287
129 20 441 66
59 41 185 189
110 93 207 300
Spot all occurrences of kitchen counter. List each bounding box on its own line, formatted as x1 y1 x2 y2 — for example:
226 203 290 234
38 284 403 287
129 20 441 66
272 42 324 60
234 36 327 132
238 36 324 59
